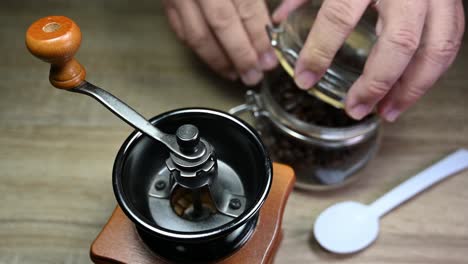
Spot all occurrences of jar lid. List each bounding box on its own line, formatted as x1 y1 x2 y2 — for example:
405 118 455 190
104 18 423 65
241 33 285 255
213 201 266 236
267 4 376 108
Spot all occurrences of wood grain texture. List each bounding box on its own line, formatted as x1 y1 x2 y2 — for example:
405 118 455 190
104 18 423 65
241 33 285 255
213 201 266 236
89 163 295 264
0 0 467 264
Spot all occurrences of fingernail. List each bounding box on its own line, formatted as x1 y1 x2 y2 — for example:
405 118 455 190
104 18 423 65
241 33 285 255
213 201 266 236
348 104 371 120
241 68 263 86
383 108 401 122
259 51 278 70
295 70 318 90
272 10 281 22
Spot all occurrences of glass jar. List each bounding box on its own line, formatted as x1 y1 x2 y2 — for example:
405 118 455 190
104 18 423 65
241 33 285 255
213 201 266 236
267 0 376 108
229 2 380 190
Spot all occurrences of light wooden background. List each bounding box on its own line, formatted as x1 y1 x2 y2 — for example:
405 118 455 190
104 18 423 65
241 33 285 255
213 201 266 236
1 1 467 263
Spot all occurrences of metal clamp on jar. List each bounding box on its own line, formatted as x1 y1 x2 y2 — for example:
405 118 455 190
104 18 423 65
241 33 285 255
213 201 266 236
230 3 381 190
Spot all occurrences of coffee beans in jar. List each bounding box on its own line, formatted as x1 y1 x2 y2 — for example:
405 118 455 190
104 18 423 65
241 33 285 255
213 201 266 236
230 69 380 190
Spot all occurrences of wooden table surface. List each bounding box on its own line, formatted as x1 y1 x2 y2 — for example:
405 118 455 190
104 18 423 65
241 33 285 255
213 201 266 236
1 1 467 263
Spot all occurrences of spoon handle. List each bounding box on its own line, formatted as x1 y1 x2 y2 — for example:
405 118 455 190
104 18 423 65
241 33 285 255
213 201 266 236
370 149 468 218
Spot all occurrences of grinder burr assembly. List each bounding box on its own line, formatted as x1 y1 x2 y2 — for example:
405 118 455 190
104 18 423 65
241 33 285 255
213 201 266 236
26 16 295 263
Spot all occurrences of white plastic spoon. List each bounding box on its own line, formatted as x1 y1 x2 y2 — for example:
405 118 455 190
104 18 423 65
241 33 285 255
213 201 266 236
314 149 468 254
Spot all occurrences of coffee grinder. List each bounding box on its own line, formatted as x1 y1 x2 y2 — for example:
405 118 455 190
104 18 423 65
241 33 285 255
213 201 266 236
26 16 295 263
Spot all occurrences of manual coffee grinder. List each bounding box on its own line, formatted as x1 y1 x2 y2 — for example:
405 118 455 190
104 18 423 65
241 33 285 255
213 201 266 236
26 16 295 263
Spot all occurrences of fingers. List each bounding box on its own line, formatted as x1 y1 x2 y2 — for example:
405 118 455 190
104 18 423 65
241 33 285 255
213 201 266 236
162 0 184 40
199 0 263 85
233 0 278 71
165 0 277 86
345 0 427 120
294 0 371 90
171 0 237 80
377 0 465 122
272 0 308 23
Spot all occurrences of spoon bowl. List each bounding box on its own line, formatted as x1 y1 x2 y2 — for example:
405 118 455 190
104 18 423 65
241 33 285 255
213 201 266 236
314 201 379 254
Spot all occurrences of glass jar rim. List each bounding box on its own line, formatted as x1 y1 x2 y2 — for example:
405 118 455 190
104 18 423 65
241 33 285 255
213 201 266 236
268 3 377 109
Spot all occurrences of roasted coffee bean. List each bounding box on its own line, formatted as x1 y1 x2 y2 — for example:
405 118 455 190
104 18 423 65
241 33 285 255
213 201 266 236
284 99 298 111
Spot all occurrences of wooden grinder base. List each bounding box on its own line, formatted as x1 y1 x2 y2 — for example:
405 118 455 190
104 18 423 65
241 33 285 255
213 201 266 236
90 163 295 264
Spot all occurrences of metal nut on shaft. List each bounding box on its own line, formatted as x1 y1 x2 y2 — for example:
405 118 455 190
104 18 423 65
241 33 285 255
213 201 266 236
176 124 200 154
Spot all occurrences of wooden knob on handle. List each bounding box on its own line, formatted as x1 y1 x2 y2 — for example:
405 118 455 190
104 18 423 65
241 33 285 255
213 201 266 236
26 16 86 89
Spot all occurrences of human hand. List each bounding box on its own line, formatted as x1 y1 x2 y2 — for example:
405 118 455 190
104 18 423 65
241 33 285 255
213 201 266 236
273 0 465 122
162 0 278 86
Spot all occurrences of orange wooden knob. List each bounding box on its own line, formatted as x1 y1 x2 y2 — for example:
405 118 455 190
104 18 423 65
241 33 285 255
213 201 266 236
26 16 86 89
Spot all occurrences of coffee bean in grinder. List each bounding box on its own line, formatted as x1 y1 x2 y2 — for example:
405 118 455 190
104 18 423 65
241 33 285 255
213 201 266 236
230 3 381 190
26 16 295 263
